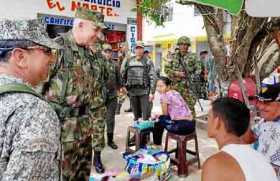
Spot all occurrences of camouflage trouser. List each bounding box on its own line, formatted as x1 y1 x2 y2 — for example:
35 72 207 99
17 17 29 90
172 82 196 118
90 106 106 152
62 116 92 181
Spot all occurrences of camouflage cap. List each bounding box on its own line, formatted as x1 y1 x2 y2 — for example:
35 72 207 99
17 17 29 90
177 36 191 46
0 19 60 49
135 41 145 48
75 7 106 29
103 43 112 51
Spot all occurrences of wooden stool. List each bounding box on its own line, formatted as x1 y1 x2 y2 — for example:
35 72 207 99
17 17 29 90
125 126 153 153
164 131 201 176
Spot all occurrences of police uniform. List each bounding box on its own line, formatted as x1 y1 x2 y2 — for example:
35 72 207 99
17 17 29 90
42 8 107 178
0 19 61 181
121 41 156 120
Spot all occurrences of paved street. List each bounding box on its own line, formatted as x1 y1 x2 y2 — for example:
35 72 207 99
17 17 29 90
98 95 218 180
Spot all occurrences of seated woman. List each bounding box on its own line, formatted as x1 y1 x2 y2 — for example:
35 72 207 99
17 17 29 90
153 76 195 146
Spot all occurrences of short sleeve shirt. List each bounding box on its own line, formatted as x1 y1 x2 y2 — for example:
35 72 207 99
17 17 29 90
160 90 192 120
252 118 280 166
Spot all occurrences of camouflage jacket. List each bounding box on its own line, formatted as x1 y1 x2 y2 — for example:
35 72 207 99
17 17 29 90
88 49 109 110
0 75 60 181
165 52 204 88
105 59 121 101
42 32 107 118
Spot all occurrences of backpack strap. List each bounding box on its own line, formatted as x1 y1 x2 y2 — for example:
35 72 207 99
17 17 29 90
0 83 43 99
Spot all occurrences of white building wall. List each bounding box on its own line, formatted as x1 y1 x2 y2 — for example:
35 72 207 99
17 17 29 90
143 0 206 42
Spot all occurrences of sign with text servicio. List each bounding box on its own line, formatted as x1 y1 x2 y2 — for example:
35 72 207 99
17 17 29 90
0 0 136 24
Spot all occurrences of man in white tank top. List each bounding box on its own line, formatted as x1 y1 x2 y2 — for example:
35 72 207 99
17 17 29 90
202 97 277 181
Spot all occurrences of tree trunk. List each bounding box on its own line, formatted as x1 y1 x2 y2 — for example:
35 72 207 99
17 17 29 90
196 5 228 81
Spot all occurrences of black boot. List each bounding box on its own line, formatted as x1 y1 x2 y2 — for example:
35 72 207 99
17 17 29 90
107 133 118 149
94 151 105 174
115 103 121 115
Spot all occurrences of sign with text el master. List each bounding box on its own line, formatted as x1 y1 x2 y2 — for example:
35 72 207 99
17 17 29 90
0 0 136 24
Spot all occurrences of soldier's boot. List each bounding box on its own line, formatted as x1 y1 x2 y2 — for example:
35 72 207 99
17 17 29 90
115 103 121 115
94 151 105 174
107 133 118 150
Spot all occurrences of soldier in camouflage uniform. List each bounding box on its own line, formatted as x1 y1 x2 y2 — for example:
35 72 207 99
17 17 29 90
165 36 205 117
0 19 61 180
88 41 108 174
42 8 107 179
102 44 121 149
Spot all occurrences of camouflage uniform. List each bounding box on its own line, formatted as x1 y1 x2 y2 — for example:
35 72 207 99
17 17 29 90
43 31 93 180
165 36 204 117
88 50 108 153
0 20 61 180
42 8 107 180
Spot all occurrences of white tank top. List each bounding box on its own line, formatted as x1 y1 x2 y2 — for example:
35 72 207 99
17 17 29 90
221 144 278 181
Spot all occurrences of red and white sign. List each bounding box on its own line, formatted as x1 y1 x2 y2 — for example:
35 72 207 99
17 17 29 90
0 0 136 24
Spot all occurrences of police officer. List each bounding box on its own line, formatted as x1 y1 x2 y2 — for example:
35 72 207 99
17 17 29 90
42 8 107 178
121 41 156 120
102 44 121 149
165 36 204 117
0 19 60 180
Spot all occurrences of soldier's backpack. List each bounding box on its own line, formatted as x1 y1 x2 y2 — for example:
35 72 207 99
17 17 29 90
0 83 43 99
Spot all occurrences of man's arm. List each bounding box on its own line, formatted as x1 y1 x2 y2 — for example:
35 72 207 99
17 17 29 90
202 157 221 181
202 153 246 181
2 98 60 181
164 59 180 79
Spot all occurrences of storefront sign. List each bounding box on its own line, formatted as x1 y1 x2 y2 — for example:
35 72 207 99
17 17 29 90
39 13 127 31
42 15 74 26
0 0 136 24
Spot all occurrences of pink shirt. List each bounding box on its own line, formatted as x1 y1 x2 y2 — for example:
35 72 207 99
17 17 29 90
160 90 192 120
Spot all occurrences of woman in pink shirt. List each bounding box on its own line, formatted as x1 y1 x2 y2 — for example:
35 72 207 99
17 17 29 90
153 76 195 145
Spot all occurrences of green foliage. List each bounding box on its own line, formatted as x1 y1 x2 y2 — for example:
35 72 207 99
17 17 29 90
136 0 171 26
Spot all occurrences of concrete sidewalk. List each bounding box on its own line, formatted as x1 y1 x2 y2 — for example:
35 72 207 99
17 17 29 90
98 96 218 180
